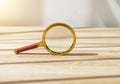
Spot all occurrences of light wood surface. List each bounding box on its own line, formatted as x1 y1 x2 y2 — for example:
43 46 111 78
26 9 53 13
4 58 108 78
0 27 120 84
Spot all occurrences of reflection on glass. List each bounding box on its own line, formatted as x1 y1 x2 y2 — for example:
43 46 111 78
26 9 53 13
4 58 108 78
45 26 73 52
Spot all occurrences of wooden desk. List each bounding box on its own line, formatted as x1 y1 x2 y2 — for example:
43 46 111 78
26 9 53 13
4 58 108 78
0 27 120 84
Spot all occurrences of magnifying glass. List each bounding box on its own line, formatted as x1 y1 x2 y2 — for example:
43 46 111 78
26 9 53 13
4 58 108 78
14 23 76 56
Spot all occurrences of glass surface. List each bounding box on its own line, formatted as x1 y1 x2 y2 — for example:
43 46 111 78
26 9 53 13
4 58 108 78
45 26 73 53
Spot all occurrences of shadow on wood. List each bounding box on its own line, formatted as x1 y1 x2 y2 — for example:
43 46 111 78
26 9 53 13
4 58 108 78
0 57 120 65
0 75 120 84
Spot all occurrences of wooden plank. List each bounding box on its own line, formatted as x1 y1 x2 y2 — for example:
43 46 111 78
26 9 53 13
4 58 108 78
0 28 120 40
0 27 120 84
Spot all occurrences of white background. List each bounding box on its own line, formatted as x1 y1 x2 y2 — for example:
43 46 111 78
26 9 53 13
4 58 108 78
43 0 120 27
0 0 120 27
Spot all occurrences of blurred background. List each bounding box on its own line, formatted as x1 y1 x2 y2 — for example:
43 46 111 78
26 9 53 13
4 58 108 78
0 0 120 27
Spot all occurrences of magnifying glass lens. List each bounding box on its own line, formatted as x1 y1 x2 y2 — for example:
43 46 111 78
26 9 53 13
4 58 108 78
45 25 74 53
14 23 76 56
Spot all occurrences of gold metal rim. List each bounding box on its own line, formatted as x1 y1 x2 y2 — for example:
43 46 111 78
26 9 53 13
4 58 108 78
42 23 76 56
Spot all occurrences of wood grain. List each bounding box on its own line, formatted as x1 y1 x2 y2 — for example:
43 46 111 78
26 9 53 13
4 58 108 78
0 27 120 84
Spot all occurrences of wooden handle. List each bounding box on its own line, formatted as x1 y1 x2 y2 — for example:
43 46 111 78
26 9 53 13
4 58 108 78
14 43 39 54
